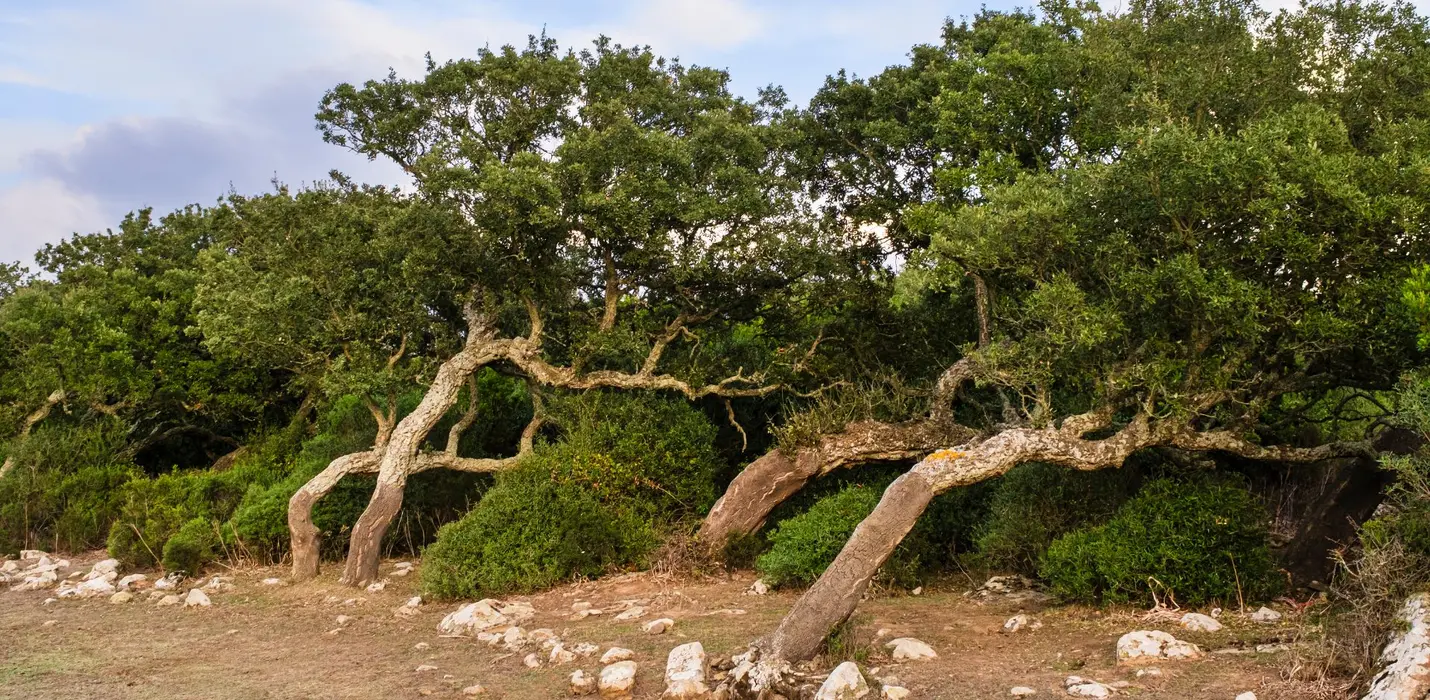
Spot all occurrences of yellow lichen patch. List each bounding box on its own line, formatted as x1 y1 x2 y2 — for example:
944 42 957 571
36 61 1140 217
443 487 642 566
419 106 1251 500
929 449 965 462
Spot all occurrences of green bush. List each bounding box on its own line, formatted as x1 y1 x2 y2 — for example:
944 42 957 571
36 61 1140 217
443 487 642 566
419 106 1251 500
162 517 221 574
0 421 137 555
974 462 1141 575
1041 477 1280 606
420 466 655 599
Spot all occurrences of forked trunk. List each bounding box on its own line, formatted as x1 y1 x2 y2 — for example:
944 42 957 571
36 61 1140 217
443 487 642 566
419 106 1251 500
288 451 380 580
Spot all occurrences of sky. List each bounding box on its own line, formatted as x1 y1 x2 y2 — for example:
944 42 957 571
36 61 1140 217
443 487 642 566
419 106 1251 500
0 0 1404 265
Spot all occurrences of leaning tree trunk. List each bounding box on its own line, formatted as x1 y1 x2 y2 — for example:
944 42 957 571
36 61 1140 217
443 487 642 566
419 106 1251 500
698 419 968 549
338 338 498 586
288 450 381 580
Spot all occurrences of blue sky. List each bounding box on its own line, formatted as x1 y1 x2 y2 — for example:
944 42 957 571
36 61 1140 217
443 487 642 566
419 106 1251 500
0 0 1384 264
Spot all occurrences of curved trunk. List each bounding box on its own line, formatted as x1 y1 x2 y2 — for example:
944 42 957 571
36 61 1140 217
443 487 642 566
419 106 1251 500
288 450 381 580
698 420 971 550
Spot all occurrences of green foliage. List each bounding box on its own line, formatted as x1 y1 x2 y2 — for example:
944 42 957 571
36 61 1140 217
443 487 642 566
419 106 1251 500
974 463 1142 575
419 467 654 599
773 375 928 451
161 517 221 575
0 421 137 555
1041 478 1280 606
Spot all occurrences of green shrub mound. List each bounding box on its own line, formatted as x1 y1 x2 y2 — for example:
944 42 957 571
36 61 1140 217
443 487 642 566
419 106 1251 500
1041 477 1280 606
755 481 988 588
162 517 221 575
974 462 1142 575
0 422 137 555
419 467 654 599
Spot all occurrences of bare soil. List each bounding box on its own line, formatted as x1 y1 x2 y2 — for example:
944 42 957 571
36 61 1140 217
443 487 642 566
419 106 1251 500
0 553 1325 699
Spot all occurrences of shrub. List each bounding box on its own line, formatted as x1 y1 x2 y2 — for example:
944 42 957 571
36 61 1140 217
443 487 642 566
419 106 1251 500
1041 477 1280 606
162 517 221 574
974 462 1141 575
0 421 137 555
419 466 655 599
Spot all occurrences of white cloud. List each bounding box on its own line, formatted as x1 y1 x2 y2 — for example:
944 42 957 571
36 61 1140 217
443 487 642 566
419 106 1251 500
616 0 768 51
0 178 108 265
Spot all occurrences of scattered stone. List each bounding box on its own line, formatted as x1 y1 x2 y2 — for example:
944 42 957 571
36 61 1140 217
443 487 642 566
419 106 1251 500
415 664 438 672
1134 668 1161 678
572 601 593 612
461 684 487 696
153 576 179 591
366 580 387 593
109 591 134 604
499 626 527 649
643 618 674 635
117 573 148 590
414 642 430 650
885 638 937 661
390 567 411 577
157 594 182 607
183 588 212 608
1255 644 1290 654
571 670 597 695
748 579 770 596
1115 630 1201 663
1179 612 1222 632
76 576 116 598
499 601 536 622
664 642 709 699
1010 688 1037 696
550 642 577 665
875 628 892 638
261 577 283 586
600 660 638 699
882 686 911 699
201 575 233 592
84 559 119 581
572 642 600 658
529 628 559 644
1250 607 1282 624
11 570 58 591
336 615 353 626
614 606 645 621
42 619 57 627
41 597 55 605
1064 676 1113 698
814 661 869 700
603 648 635 664
524 653 543 669
439 600 507 635
1003 615 1042 634
910 587 923 596
1234 693 1256 700
977 575 1033 595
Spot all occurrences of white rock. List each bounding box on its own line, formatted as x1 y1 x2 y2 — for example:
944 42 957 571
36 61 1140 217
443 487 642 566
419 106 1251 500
529 628 558 643
0 560 17 573
393 560 413 569
390 567 411 577
614 606 646 621
571 669 597 695
76 576 116 598
42 619 57 627
1064 677 1113 698
109 591 134 604
404 596 422 608
499 601 536 622
885 638 937 661
336 615 353 625
183 588 212 608
572 642 600 658
523 653 542 669
814 661 869 700
597 648 633 666
883 686 911 700
438 600 508 635
600 660 638 699
911 587 922 596
1115 630 1201 663
414 642 430 650
41 597 56 605
20 549 47 560
1250 607 1282 624
366 580 386 592
1010 687 1037 696
1003 615 1042 633
1365 593 1430 700
500 626 527 649
550 642 577 665
261 577 283 586
573 601 593 612
117 573 148 590
201 576 233 592
415 664 438 672
1134 668 1161 678
461 684 487 695
1255 644 1290 654
1234 693 1256 700
84 559 119 581
153 576 178 591
157 594 182 607
644 618 674 635
663 642 709 699
748 579 770 596
11 569 58 591
1180 612 1222 632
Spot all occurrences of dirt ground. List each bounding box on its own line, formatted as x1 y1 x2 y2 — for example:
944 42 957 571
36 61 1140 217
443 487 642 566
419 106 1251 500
1 552 1325 699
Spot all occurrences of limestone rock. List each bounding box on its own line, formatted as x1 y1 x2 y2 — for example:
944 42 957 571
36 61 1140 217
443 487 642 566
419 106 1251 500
524 653 543 669
499 601 536 622
153 575 179 591
117 573 148 590
1179 612 1222 632
76 576 116 598
571 670 597 695
439 600 507 635
600 660 638 699
882 686 911 699
551 642 577 665
84 559 119 581
1115 630 1201 663
415 664 438 672
1003 615 1042 633
644 618 675 635
748 580 770 596
615 606 646 621
109 591 134 604
814 661 869 700
461 684 487 695
885 638 937 661
336 615 353 626
366 580 387 592
602 648 635 664
261 577 283 586
663 642 709 699
572 642 600 658
1250 607 1282 624
1010 688 1036 696
1234 693 1256 700
157 594 182 607
1063 676 1113 698
183 588 212 608
1365 592 1430 700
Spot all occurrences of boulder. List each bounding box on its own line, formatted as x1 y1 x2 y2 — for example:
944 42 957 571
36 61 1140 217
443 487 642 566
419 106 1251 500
1179 612 1222 632
663 642 709 699
571 670 597 695
439 600 507 635
117 573 147 590
1364 592 1430 700
644 618 675 635
76 576 116 598
500 601 536 622
1115 630 1201 663
572 642 600 658
12 569 58 591
501 626 528 649
600 661 638 699
157 594 182 607
602 648 635 664
885 638 937 661
83 559 119 581
551 642 577 665
183 588 212 608
813 661 869 700
109 591 134 604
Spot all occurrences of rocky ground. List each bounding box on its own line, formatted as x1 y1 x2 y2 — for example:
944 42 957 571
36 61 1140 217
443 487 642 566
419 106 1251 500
1 551 1328 699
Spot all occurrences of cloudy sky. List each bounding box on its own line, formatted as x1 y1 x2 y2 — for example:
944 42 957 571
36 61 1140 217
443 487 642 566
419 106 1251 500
0 0 1394 265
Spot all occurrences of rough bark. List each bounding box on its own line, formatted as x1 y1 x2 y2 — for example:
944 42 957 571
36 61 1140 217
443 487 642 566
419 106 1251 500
697 419 973 547
756 414 1371 663
289 450 381 580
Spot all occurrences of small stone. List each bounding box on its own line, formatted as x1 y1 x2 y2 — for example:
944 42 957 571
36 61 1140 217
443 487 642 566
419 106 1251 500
664 642 709 699
84 558 120 580
461 684 487 695
885 638 937 661
814 661 869 699
157 594 182 607
572 601 593 612
1250 607 1282 624
883 686 911 699
602 648 635 664
1115 630 1201 663
109 591 134 604
336 615 353 625
1065 681 1112 698
1180 612 1223 632
500 626 527 649
117 573 148 590
524 653 542 669
183 588 212 608
390 567 411 577
643 618 674 635
614 606 645 621
261 577 283 586
572 642 600 658
550 642 577 665
748 579 770 596
1235 693 1256 700
910 587 922 596
1003 615 1042 633
600 660 637 698
1134 668 1161 678
414 642 430 650
1255 644 1290 654
498 601 536 621
415 664 438 672
366 580 387 592
1010 688 1037 696
76 576 116 598
571 669 597 695
41 598 55 606
154 576 177 591
439 600 507 635
42 619 58 627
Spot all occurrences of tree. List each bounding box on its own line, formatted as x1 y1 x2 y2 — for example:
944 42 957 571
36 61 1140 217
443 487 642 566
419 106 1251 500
732 0 1430 675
